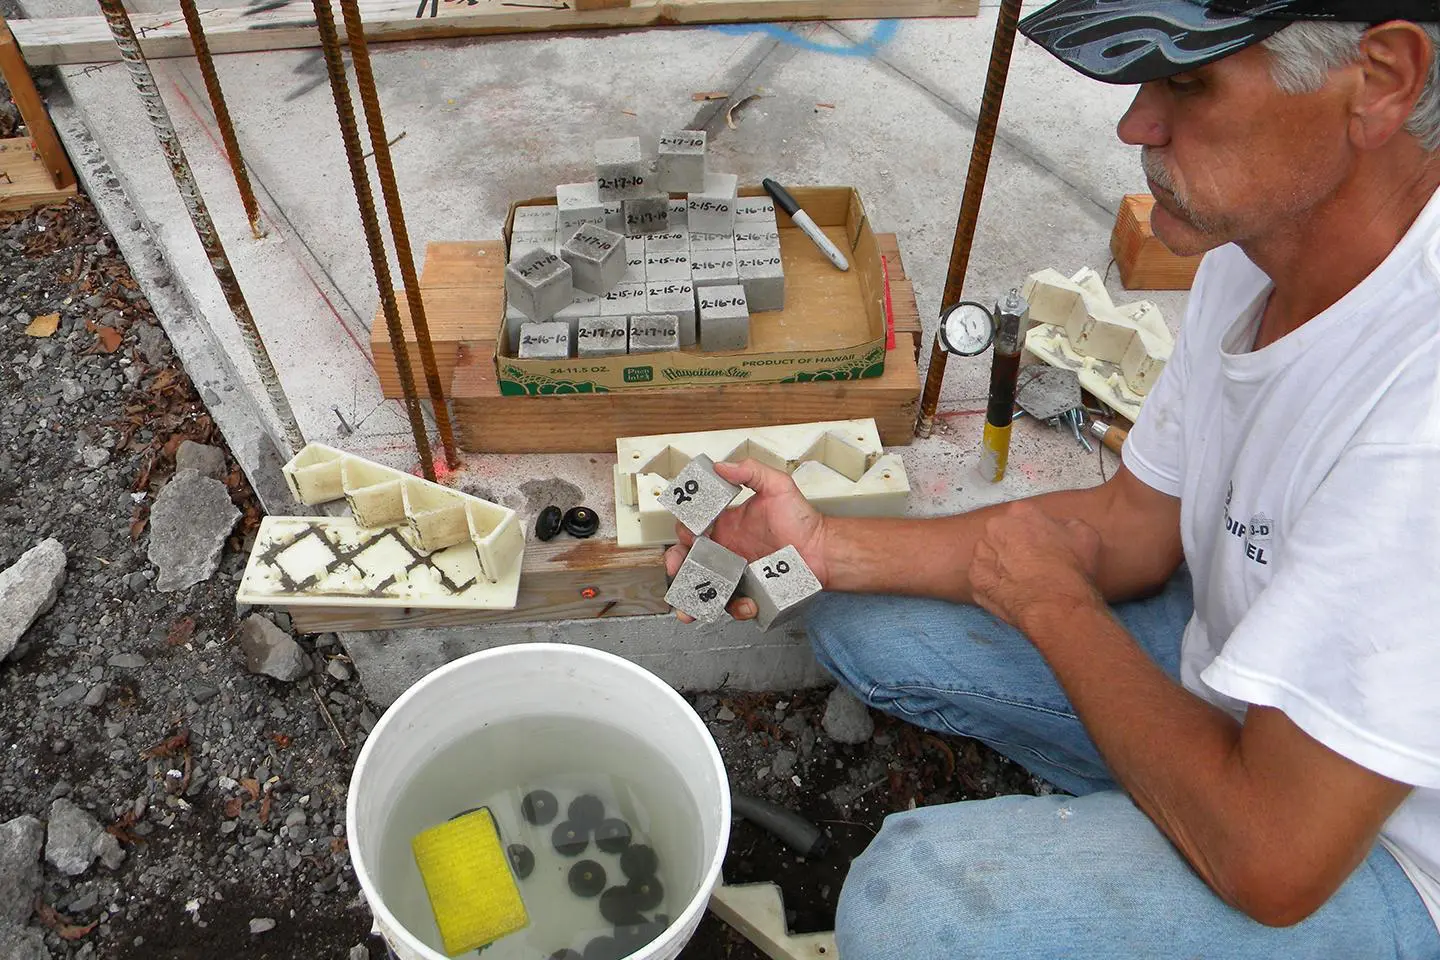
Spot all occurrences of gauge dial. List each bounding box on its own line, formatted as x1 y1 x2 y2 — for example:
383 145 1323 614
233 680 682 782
938 301 995 356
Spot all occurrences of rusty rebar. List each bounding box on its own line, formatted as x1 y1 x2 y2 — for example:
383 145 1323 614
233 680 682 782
177 0 265 239
310 0 435 480
339 0 459 470
97 0 305 456
916 0 1023 439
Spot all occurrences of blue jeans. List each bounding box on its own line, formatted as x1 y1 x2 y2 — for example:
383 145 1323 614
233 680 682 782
806 574 1440 959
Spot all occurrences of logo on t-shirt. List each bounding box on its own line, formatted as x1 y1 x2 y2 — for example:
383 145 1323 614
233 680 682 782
1222 482 1271 566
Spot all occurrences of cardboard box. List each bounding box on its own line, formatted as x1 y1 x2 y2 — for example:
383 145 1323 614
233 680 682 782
496 186 886 394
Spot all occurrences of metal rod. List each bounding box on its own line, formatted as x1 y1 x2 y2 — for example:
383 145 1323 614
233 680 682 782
310 0 435 480
96 0 305 456
916 0 1023 439
339 0 459 470
176 0 265 240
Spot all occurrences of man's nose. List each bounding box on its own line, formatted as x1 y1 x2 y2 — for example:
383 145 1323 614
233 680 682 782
1117 84 1169 147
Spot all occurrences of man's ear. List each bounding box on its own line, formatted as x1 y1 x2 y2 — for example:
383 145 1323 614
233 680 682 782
1350 21 1434 150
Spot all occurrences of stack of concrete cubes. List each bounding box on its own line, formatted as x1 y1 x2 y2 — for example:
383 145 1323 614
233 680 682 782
505 130 788 360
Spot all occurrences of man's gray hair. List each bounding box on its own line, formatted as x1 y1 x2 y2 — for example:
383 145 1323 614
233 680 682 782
1262 20 1440 151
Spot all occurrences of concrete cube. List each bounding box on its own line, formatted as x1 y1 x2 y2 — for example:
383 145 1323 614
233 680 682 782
561 223 627 296
738 545 823 631
645 251 691 282
656 130 707 193
628 314 680 353
737 247 786 313
509 231 555 261
505 249 573 321
555 292 602 319
623 238 648 284
698 284 749 352
600 282 649 316
646 280 697 346
734 197 775 222
595 137 652 201
503 303 527 355
517 320 571 360
690 232 735 253
576 316 629 357
512 204 558 234
667 199 689 229
687 172 739 235
691 252 739 290
557 181 606 237
624 196 671 236
661 452 741 536
603 201 625 234
734 225 782 250
664 536 746 624
646 231 690 255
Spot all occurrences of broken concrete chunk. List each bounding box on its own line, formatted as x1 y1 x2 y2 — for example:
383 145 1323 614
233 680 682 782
821 687 875 745
95 831 125 871
148 469 240 592
0 816 44 924
0 922 50 960
44 798 102 877
0 538 66 663
175 440 228 482
238 615 308 682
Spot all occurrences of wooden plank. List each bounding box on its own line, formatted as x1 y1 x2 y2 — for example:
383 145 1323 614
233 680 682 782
287 537 669 633
0 137 77 211
11 0 978 66
0 18 75 190
1111 194 1201 291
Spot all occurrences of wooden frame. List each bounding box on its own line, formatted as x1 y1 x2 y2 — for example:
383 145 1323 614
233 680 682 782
9 0 978 67
0 15 76 210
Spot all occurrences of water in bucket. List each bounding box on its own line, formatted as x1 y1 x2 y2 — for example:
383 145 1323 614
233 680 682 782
376 713 704 959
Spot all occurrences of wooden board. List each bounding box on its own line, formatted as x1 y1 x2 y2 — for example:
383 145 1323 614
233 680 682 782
0 19 75 191
11 0 979 67
0 138 77 212
287 537 668 632
1111 194 1201 291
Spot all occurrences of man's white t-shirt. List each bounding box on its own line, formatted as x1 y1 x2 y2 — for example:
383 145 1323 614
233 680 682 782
1123 190 1440 928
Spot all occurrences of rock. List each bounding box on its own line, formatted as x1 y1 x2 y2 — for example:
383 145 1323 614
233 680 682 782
238 616 307 682
0 816 44 924
716 705 736 723
349 945 369 960
0 922 50 960
821 687 875 745
107 653 146 669
250 918 276 935
82 683 109 707
66 891 99 914
188 680 220 704
45 799 102 877
0 538 66 661
95 832 125 870
325 659 351 682
52 683 87 708
771 749 798 779
147 470 239 592
175 441 227 482
60 380 85 404
79 447 110 470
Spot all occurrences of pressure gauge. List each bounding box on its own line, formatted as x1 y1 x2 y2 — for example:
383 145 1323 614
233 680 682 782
938 301 996 357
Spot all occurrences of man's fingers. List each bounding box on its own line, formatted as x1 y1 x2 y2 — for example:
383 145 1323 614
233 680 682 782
673 523 697 547
729 597 758 621
714 459 797 499
665 543 689 578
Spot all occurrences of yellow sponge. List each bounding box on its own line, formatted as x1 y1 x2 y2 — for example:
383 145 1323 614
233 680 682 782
411 807 529 956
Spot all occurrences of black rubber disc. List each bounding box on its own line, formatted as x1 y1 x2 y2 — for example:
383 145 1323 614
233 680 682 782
521 790 559 826
597 886 644 926
628 875 664 912
562 506 599 539
594 818 632 854
548 951 582 960
506 843 534 879
619 843 658 881
536 505 564 542
582 936 622 960
551 821 589 857
567 859 607 898
567 793 605 828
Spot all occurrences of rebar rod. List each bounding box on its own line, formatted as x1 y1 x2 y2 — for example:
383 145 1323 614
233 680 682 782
177 0 265 240
96 0 305 455
916 0 1023 439
310 0 435 480
339 0 459 470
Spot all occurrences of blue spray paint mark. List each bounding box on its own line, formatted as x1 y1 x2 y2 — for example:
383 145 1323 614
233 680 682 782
709 19 899 58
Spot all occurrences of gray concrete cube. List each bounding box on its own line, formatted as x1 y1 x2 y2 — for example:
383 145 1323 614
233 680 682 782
503 303 527 355
656 130 707 193
517 320 570 360
661 452 742 536
737 247 786 313
735 197 776 222
603 201 625 233
689 232 735 253
667 199 689 229
624 196 671 236
687 172 739 235
512 204 558 234
646 231 690 255
646 281 697 345
600 282 649 316
645 251 691 282
628 314 680 353
738 545 823 631
595 137 652 201
509 230 555 261
561 223 626 296
623 238 648 284
691 252 739 290
557 181 606 237
734 225 782 250
665 536 746 624
698 284 750 352
576 316 629 357
505 249 573 321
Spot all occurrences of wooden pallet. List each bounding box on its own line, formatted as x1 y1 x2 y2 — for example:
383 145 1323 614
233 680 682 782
11 0 978 67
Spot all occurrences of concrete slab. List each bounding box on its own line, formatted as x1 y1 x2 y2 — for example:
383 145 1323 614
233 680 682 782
25 1 1192 702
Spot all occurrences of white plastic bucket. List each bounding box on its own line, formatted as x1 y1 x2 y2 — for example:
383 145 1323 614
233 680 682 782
347 643 731 960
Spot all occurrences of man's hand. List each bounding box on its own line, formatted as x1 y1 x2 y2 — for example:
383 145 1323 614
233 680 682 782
664 459 827 622
968 501 1104 631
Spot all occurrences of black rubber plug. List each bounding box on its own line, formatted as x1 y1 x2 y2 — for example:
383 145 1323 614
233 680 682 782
507 843 534 879
548 951 582 960
562 506 599 538
594 818 632 854
628 875 664 912
598 886 644 926
567 794 605 828
567 859 607 898
619 843 658 881
551 821 589 857
521 790 559 826
582 936 622 960
536 505 564 542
